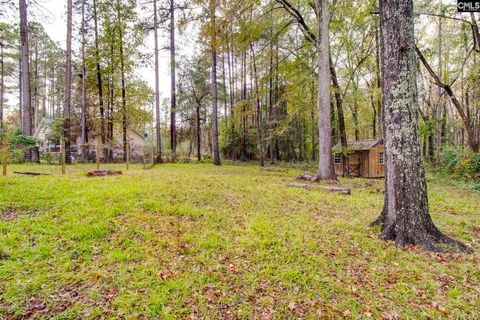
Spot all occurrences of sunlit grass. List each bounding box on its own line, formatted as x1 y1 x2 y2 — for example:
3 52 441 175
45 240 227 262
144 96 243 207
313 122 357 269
0 163 479 319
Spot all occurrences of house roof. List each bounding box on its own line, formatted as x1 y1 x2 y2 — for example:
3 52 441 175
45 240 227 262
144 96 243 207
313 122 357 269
332 139 383 152
33 118 54 140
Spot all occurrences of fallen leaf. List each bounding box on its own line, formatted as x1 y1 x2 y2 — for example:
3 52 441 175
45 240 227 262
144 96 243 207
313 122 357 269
288 301 296 311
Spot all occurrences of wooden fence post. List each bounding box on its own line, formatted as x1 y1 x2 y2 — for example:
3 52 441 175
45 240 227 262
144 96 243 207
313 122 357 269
2 135 8 176
61 139 66 174
95 140 100 169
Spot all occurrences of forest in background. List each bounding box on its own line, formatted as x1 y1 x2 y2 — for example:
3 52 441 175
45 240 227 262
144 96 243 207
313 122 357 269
0 1 479 317
0 0 478 174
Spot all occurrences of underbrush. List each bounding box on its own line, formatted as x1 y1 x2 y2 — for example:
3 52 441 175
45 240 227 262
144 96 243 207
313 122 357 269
434 147 480 191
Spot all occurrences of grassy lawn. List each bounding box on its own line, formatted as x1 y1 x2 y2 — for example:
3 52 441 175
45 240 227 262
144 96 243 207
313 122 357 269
0 163 479 319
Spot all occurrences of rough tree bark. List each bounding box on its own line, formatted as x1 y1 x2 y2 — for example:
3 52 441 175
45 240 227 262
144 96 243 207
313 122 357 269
372 0 467 252
154 0 163 163
63 0 73 164
210 0 221 166
315 0 335 180
81 0 87 158
93 0 106 152
170 0 177 161
19 0 32 139
117 0 128 161
0 36 4 127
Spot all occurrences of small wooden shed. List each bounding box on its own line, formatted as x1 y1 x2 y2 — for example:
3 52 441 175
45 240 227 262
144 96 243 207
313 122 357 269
332 139 385 178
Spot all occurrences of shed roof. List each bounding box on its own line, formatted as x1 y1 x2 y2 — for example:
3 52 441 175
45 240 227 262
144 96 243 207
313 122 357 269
332 139 383 152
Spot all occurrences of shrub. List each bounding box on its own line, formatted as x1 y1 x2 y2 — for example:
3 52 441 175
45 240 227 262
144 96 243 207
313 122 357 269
439 147 480 180
0 148 26 164
40 152 61 165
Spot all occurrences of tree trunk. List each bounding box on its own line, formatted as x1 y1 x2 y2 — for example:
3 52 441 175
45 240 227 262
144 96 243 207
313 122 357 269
154 0 163 163
33 37 38 130
375 16 383 139
170 0 177 161
329 54 348 177
250 44 265 167
436 0 444 156
222 49 228 130
63 0 73 164
315 0 335 180
81 0 87 158
240 51 247 160
108 36 115 162
19 0 32 139
352 82 360 141
268 41 276 163
93 0 105 149
117 3 128 162
0 40 4 127
310 83 316 162
196 103 201 161
210 0 221 166
370 88 377 138
226 31 236 160
373 0 467 252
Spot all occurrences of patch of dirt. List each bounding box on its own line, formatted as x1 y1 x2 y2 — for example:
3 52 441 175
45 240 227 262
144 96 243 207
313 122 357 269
0 209 38 221
19 283 118 319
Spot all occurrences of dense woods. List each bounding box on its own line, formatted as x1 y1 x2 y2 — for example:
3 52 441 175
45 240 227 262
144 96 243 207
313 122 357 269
0 0 478 167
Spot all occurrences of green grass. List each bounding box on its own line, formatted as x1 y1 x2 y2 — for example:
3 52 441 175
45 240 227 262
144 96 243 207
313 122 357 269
0 163 479 319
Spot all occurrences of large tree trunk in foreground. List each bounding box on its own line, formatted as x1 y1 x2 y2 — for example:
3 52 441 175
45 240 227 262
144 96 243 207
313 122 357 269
63 0 73 164
372 0 467 252
210 0 221 166
315 0 335 180
154 0 163 163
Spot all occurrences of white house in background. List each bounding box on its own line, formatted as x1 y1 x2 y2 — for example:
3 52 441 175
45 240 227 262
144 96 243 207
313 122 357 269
33 118 57 150
33 117 147 159
74 129 147 159
99 129 147 159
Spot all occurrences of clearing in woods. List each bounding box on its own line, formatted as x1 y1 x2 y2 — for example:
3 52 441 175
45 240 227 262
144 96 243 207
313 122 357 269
0 163 479 319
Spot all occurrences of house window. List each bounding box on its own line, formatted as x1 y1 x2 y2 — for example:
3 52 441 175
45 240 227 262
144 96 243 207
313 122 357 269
379 152 385 164
334 153 341 164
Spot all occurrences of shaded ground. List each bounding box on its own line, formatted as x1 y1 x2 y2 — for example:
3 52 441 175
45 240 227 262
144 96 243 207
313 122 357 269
0 163 479 319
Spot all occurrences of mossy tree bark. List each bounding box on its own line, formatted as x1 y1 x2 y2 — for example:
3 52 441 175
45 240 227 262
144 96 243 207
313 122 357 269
372 0 468 252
